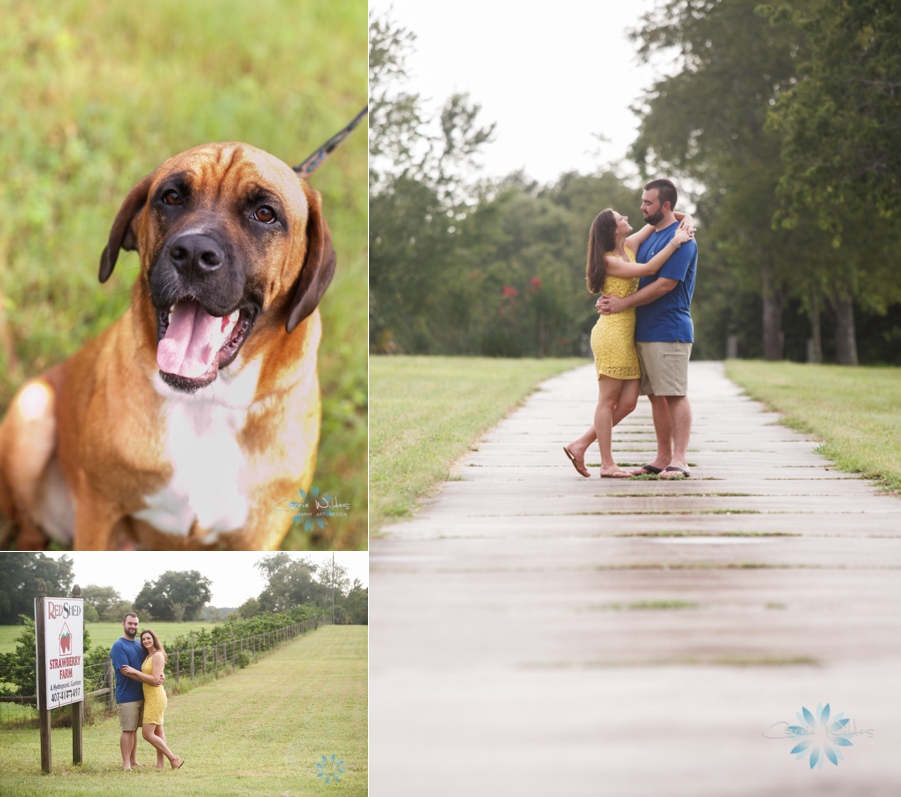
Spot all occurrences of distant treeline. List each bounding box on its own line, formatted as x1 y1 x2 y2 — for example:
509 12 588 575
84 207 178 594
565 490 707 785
0 553 368 628
370 3 901 365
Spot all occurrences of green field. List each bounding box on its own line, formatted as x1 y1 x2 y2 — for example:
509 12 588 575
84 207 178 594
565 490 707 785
725 360 901 493
0 622 221 655
369 355 585 531
0 625 367 796
0 0 367 550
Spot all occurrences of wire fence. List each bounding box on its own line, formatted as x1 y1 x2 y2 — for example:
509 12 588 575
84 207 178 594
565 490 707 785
0 615 330 727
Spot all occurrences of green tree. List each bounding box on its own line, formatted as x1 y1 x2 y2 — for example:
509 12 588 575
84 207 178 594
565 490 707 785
767 0 901 231
106 599 136 624
369 11 494 353
765 0 901 361
339 579 368 625
133 570 211 622
420 170 647 358
237 596 261 619
0 618 39 697
255 553 326 613
370 175 459 352
81 584 121 622
0 553 74 625
630 0 817 360
319 555 350 623
368 12 426 190
630 0 901 363
369 12 494 199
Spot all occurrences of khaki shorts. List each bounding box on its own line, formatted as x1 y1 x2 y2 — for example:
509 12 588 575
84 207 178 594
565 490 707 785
636 341 692 396
117 700 143 732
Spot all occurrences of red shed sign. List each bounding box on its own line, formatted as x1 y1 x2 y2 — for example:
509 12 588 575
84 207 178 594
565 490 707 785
36 598 84 710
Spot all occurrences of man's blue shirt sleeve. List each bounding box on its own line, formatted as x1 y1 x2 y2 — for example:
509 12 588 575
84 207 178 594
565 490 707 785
656 240 696 283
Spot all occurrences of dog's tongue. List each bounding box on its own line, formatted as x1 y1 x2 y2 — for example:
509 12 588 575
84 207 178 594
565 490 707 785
157 300 229 379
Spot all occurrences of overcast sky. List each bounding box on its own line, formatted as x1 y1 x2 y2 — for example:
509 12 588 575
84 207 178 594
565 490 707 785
37 551 368 608
371 0 662 184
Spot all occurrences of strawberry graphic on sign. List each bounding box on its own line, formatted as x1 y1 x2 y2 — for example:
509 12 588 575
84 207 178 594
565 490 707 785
60 623 71 654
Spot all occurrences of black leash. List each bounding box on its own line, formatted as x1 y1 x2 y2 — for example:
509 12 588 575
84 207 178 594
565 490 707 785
294 106 368 178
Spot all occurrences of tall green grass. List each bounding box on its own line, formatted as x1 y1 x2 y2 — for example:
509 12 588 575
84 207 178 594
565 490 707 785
726 360 901 493
370 356 586 531
0 0 367 550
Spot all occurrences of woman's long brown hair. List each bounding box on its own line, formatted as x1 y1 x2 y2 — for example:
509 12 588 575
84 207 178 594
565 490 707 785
586 209 619 294
141 629 168 664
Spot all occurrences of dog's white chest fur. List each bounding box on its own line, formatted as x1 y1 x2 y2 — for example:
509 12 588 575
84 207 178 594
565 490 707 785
134 362 260 540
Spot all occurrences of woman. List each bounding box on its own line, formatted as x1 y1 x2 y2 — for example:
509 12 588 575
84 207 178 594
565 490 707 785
124 630 184 769
563 208 693 478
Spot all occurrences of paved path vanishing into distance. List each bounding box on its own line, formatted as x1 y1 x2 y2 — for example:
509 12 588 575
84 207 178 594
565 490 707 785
370 360 901 797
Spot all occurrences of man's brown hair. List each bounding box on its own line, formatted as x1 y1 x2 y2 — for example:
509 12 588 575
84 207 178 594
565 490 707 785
644 178 678 211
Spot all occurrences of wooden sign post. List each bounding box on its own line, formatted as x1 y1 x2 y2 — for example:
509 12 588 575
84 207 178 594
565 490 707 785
34 581 85 774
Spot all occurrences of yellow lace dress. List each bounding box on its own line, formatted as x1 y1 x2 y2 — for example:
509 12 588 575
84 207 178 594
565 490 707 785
590 247 640 380
141 655 168 725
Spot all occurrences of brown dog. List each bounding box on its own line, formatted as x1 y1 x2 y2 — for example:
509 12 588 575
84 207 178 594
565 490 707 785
0 142 336 550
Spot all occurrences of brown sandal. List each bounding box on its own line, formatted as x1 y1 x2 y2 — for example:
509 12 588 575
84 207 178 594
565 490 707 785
563 446 590 478
631 463 662 475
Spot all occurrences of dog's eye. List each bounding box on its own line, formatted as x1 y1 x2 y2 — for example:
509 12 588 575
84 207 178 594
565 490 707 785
253 206 277 223
162 190 182 206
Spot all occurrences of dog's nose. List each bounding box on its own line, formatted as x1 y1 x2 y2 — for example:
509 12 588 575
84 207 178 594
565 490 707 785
168 234 225 274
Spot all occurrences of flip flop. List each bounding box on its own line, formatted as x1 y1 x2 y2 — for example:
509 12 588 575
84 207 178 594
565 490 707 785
631 464 662 476
173 758 186 769
600 468 632 479
563 446 590 478
660 466 690 479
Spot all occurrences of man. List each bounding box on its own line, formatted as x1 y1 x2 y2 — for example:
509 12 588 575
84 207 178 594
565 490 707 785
110 612 164 770
599 178 698 479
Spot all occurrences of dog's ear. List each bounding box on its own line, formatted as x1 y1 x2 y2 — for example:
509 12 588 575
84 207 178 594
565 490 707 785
286 189 337 333
99 173 154 283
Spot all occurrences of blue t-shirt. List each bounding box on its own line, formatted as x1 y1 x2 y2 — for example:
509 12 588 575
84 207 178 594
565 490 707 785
110 636 145 704
635 221 698 342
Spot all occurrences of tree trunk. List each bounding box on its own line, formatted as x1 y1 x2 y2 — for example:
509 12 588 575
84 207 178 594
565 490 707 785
826 287 859 366
808 283 822 364
761 269 784 361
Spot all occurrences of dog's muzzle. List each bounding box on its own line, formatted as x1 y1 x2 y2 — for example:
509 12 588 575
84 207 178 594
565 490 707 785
150 232 258 393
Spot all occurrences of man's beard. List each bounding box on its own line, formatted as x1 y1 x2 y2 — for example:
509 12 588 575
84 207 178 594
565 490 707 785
644 209 665 226
124 629 137 639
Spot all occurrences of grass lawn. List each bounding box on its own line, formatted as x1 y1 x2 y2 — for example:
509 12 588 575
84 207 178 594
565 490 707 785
725 360 901 493
369 355 586 531
0 625 367 796
0 622 222 655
